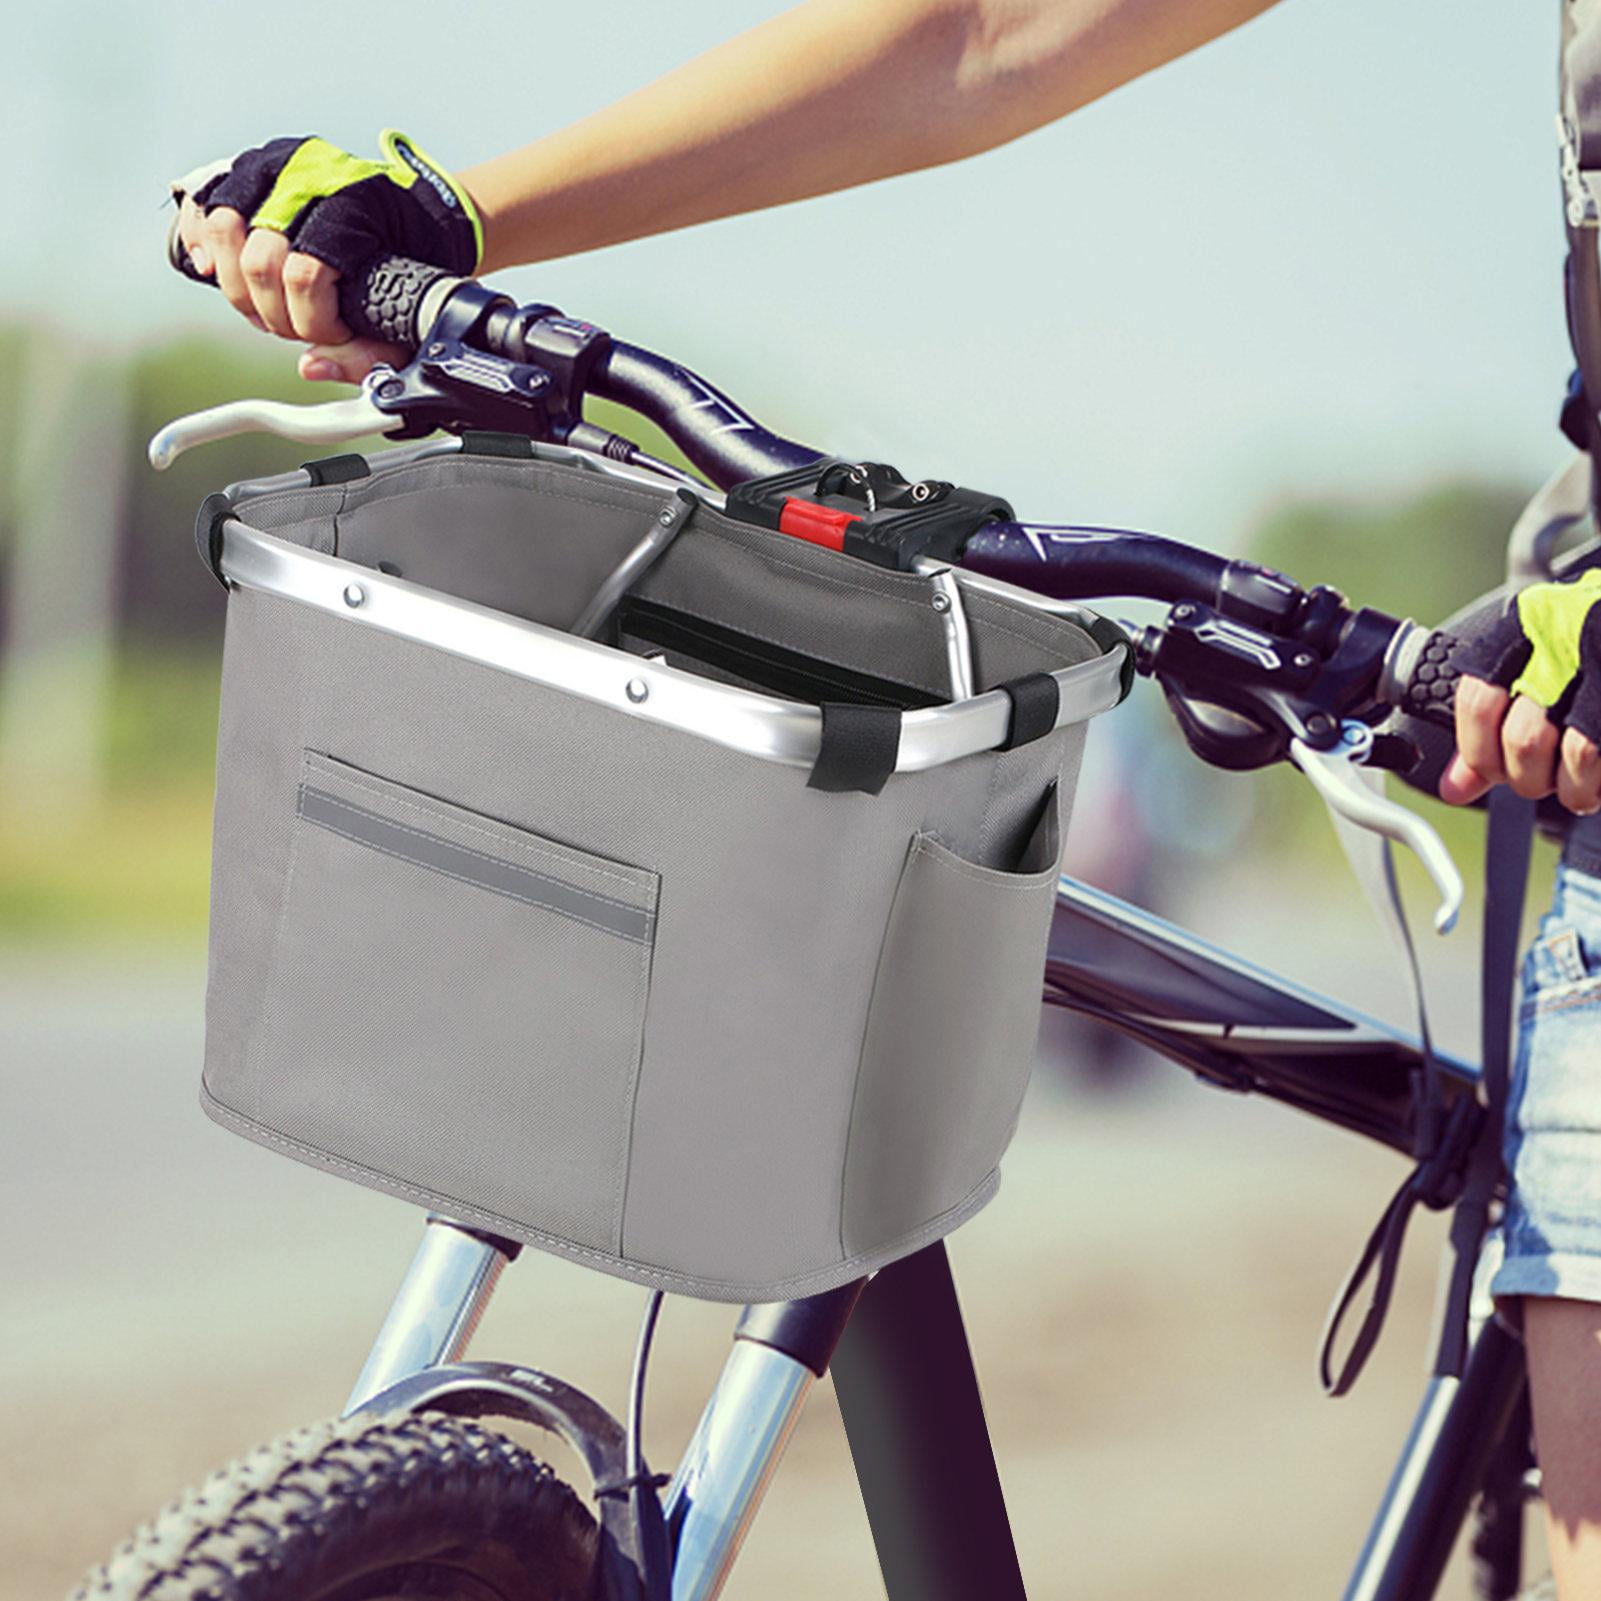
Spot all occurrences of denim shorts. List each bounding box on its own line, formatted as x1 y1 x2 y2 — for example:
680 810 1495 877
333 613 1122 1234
1493 857 1601 1304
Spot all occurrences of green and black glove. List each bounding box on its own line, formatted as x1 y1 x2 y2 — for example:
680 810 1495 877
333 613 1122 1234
173 129 481 281
1458 568 1601 742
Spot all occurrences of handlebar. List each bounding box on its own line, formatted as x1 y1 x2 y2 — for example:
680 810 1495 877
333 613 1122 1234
342 255 824 485
182 251 1474 772
591 345 824 485
959 522 1235 606
957 515 1468 759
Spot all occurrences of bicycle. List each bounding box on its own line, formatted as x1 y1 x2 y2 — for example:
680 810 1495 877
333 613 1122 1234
74 252 1577 1601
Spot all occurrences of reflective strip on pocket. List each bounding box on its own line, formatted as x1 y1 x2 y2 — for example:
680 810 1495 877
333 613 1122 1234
297 783 655 944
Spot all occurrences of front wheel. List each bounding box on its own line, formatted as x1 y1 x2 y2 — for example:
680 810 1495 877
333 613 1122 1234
71 1412 600 1601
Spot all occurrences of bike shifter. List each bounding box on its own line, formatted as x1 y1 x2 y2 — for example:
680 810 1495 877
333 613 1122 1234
1289 720 1464 934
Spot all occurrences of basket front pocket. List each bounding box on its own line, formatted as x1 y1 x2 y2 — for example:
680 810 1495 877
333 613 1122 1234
231 750 658 1255
842 785 1062 1257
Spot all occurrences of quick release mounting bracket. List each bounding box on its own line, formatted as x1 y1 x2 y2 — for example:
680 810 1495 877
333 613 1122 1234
725 459 1015 571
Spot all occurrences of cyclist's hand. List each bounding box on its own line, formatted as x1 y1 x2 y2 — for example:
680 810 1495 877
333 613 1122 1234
170 130 481 382
1440 570 1601 813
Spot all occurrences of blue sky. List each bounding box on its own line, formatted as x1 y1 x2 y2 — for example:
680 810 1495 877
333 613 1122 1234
9 0 1572 548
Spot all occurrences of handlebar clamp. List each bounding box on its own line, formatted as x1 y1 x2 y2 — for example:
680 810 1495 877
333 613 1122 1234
368 284 615 448
725 459 1014 571
368 337 566 440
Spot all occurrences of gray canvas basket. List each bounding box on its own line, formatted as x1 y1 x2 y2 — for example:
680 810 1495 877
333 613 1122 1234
197 441 1127 1301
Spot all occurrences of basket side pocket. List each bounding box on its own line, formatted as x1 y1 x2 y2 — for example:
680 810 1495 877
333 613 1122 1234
841 785 1061 1258
209 750 658 1256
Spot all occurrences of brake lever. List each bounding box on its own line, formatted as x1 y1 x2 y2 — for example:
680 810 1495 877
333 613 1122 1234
1289 720 1464 934
147 331 571 469
147 378 396 470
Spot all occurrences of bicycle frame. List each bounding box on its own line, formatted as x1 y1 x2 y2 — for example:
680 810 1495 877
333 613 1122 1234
340 869 1525 1601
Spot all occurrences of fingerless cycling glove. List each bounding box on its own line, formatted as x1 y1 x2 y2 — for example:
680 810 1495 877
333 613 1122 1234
1459 567 1601 741
184 129 481 279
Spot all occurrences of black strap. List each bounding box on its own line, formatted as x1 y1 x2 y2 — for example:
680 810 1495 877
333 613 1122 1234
301 452 370 486
1318 1094 1477 1397
1317 790 1535 1396
1315 792 1454 1397
459 430 536 459
1085 614 1137 704
997 674 1060 751
808 703 901 795
1319 1166 1425 1398
1432 788 1535 1377
194 491 234 588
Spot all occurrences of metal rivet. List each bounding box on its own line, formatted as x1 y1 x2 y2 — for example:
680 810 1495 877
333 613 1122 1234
931 592 952 613
626 677 650 703
343 584 366 608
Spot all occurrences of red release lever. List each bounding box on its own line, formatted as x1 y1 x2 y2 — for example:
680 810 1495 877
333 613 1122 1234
777 497 859 552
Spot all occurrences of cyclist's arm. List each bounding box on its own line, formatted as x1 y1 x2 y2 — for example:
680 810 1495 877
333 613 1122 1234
179 0 1282 378
464 0 1282 272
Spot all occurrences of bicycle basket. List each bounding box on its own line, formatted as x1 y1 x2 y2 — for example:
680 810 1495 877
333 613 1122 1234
195 440 1127 1301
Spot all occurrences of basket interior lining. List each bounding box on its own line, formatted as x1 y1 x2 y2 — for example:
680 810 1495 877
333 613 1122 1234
237 461 1096 707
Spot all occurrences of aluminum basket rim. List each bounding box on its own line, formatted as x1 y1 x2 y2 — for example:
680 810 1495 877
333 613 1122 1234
217 517 1127 775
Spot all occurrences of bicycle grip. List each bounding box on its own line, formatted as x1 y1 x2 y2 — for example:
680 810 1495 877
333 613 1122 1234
336 255 460 349
1392 626 1467 731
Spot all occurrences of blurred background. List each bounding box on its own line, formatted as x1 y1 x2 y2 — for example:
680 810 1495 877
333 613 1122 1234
0 0 1580 1594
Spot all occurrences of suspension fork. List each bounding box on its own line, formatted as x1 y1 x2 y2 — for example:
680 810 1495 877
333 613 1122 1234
344 1223 1009 1601
665 1281 864 1601
343 1213 518 1414
343 1212 864 1601
344 1216 670 1601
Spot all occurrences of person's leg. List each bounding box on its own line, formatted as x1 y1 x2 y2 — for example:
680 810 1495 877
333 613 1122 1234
1491 859 1601 1599
1525 1297 1601 1596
